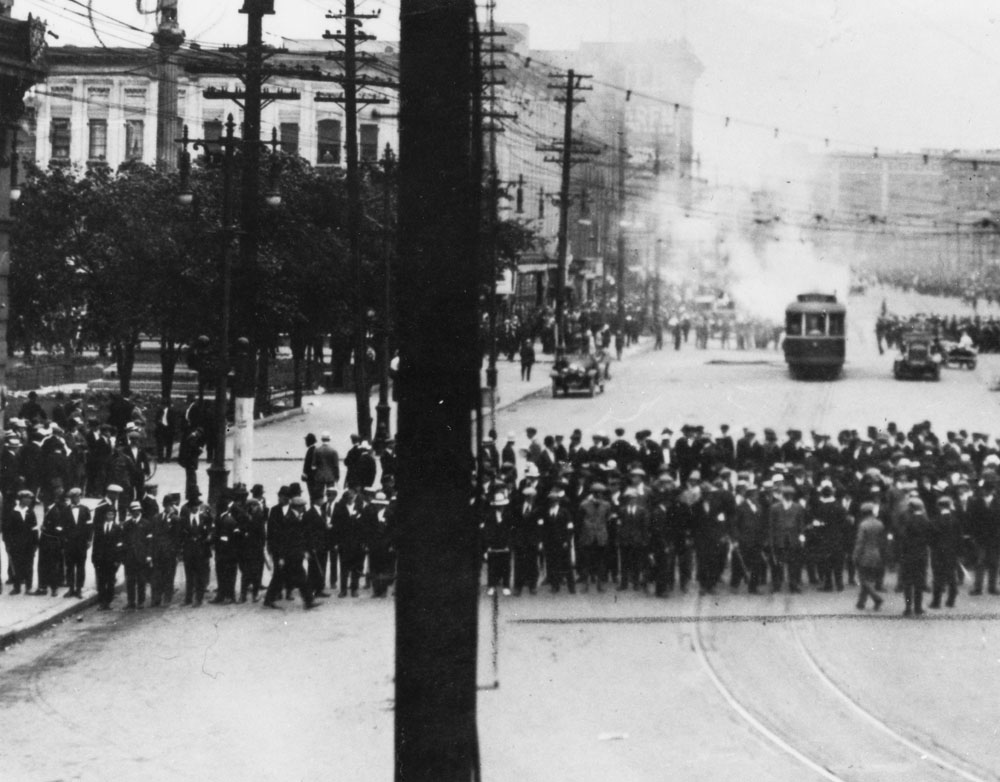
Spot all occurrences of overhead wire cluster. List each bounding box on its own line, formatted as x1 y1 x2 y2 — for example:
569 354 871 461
23 0 1000 242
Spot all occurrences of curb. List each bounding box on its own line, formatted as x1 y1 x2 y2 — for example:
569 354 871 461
253 407 305 429
0 591 100 652
495 338 656 413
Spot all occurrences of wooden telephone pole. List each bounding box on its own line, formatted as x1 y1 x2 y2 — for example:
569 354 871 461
321 0 396 442
395 0 482 779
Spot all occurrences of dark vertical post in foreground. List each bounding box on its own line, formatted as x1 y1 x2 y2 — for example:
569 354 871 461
395 1 481 780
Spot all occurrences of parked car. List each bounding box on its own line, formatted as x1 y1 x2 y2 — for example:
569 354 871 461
893 331 942 381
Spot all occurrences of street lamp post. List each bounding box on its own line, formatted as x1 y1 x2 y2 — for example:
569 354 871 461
179 117 236 507
177 117 282 508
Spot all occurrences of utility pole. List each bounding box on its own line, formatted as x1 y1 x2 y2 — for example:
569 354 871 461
616 118 628 337
480 0 514 436
177 118 238 508
322 1 394 442
153 0 183 173
199 0 300 492
395 0 481 778
538 70 595 359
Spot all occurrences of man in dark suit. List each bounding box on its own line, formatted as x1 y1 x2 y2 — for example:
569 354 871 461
968 472 1000 595
122 501 153 609
178 488 214 606
542 489 576 593
617 488 651 591
7 489 39 594
303 490 332 598
896 496 933 616
239 492 267 603
672 425 702 483
211 489 246 604
263 496 317 609
510 485 540 595
332 487 366 597
60 487 92 597
149 492 181 607
92 485 125 609
121 430 152 502
735 428 763 470
301 433 318 500
716 424 736 469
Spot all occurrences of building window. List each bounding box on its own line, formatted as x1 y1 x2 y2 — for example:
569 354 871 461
50 118 71 161
360 123 379 162
88 119 108 161
317 118 341 164
280 122 299 155
125 119 144 161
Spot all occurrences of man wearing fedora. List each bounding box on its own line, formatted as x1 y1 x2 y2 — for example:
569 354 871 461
92 485 125 609
179 488 214 607
542 489 575 594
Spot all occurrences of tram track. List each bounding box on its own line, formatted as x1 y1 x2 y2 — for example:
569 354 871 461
691 593 846 781
690 590 990 781
789 622 997 782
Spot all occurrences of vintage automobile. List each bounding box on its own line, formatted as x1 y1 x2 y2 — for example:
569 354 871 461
550 351 608 397
939 339 978 370
893 331 942 381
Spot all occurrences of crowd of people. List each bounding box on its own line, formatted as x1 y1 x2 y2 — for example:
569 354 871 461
876 311 1000 354
5 387 1000 618
474 422 998 615
869 267 1000 311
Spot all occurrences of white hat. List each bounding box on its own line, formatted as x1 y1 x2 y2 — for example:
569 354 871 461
359 440 372 450
321 432 332 441
107 484 124 494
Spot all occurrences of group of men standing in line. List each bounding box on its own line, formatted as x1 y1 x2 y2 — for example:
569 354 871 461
474 421 1000 616
1 422 402 612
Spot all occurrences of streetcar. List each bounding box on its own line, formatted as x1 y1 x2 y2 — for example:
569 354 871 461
783 292 846 379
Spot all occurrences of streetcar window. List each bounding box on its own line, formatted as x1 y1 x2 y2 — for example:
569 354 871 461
828 313 845 337
786 313 802 336
805 313 826 336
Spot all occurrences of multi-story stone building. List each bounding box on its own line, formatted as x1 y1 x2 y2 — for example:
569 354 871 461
19 26 702 314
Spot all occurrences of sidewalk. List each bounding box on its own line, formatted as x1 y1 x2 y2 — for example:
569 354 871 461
0 337 651 650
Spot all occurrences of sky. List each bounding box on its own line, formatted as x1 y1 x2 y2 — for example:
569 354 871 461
17 0 1000 186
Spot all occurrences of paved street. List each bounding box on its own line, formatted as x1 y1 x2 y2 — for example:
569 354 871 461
3 287 1000 781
